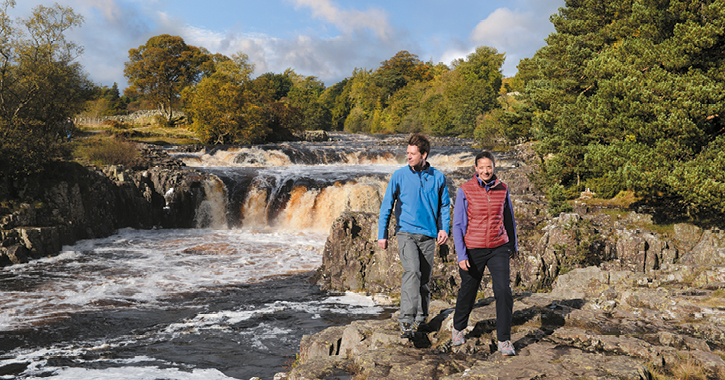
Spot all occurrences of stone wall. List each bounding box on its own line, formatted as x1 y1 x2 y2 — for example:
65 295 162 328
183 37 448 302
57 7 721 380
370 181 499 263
74 110 187 125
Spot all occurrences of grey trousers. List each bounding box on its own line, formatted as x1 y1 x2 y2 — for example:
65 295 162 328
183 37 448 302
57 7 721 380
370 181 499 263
396 231 436 324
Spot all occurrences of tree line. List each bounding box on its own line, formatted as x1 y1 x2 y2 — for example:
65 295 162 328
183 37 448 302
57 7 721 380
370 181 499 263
1 0 723 222
118 34 507 144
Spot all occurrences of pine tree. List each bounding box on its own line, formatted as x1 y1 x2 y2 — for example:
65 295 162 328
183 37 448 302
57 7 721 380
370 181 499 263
513 0 725 217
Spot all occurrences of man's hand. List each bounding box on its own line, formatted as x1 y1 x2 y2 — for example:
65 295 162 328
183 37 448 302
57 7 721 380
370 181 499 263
436 230 448 245
458 259 470 271
510 249 517 260
377 239 388 249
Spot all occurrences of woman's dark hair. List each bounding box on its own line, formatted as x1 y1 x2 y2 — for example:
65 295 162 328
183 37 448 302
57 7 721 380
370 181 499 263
475 150 496 167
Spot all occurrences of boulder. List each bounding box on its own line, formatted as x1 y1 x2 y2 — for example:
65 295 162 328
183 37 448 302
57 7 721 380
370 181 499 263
315 211 460 300
680 229 725 266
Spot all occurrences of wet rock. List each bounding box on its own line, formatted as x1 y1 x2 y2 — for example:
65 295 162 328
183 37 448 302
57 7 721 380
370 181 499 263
0 145 212 268
0 362 29 377
1 244 29 264
18 227 61 259
298 130 329 142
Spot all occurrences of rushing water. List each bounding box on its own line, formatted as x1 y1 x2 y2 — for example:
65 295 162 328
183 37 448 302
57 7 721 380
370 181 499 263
0 134 480 380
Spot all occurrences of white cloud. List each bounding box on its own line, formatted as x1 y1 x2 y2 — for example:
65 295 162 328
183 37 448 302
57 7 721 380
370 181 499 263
180 26 271 74
14 0 564 88
471 8 540 50
441 2 560 77
70 0 398 86
289 0 392 39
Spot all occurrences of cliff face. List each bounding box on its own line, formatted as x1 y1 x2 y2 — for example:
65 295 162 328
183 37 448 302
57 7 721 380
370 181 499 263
0 145 212 267
299 146 725 380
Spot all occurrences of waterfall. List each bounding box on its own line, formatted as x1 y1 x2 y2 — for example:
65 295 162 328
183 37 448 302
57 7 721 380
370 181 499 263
238 176 387 232
195 176 229 229
172 133 481 233
272 176 388 232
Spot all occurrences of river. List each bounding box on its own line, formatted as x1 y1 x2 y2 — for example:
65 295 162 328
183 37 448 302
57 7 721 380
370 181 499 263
0 133 480 380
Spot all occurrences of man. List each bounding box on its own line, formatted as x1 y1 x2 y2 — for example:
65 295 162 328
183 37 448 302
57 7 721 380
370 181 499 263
378 133 451 339
451 150 518 356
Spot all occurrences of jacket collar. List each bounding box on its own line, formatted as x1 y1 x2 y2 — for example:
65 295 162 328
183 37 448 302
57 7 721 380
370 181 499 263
475 174 499 190
408 161 431 173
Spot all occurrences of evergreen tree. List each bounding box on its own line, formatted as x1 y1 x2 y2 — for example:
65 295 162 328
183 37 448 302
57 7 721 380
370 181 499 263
513 0 725 216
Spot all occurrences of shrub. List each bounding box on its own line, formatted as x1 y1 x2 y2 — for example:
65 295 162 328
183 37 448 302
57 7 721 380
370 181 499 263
102 119 128 129
547 183 573 216
74 137 141 167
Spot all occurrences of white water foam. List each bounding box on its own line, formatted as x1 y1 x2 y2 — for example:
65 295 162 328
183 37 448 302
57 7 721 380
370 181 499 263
13 355 237 380
174 146 475 172
163 292 383 337
0 228 326 331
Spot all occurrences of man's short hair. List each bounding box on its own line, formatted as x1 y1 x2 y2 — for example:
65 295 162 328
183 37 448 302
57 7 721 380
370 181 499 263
475 150 496 167
408 133 430 156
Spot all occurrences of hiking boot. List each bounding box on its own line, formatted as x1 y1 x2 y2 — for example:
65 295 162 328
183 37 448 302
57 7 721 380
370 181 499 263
399 322 414 339
498 340 516 356
451 328 465 346
414 320 431 333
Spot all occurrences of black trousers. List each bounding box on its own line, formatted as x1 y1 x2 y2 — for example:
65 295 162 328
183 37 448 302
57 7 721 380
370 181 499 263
453 245 513 341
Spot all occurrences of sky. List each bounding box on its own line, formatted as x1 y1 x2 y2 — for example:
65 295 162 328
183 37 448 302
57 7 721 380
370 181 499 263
9 0 565 89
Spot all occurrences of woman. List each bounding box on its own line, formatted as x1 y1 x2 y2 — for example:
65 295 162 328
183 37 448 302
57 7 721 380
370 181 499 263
451 150 517 356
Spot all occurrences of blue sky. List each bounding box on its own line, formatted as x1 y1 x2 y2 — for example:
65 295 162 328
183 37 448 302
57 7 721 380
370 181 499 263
10 0 565 89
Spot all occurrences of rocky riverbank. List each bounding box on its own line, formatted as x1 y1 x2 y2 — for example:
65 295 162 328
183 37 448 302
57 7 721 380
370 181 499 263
282 145 725 380
0 145 213 267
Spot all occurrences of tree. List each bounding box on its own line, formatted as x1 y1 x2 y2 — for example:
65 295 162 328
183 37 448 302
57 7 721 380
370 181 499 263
286 74 331 129
344 68 379 132
374 51 433 108
0 0 92 179
82 83 128 118
124 34 207 125
183 52 269 144
321 78 352 131
513 0 725 217
257 70 295 101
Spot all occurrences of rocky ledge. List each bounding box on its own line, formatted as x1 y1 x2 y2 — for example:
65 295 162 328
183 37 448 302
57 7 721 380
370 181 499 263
285 264 725 379
0 144 214 267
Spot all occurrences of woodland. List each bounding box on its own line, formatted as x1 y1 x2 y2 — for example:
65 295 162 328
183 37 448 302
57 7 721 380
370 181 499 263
0 0 723 223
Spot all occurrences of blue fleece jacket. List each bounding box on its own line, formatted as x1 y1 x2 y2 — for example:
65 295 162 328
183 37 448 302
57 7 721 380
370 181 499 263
378 163 451 240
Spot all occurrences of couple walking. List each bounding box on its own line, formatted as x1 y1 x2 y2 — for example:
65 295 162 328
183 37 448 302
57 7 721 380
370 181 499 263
377 133 518 356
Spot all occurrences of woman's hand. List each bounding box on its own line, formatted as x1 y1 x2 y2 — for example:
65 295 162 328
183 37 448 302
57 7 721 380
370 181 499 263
458 259 470 271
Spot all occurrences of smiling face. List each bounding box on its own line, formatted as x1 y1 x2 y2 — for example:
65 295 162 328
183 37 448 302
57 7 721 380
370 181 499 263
407 145 427 170
475 157 495 182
